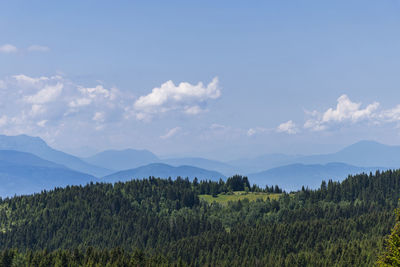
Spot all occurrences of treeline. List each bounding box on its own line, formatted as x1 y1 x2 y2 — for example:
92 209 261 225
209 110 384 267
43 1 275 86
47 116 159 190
0 171 398 266
196 175 283 195
0 247 173 267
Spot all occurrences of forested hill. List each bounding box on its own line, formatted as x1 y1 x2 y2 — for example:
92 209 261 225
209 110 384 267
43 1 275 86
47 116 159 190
0 171 399 266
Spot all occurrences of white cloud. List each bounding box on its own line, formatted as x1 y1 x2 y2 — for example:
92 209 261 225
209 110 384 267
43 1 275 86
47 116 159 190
0 74 134 138
0 80 5 89
380 105 400 122
184 105 204 115
160 127 181 139
303 119 327 131
24 83 63 104
247 127 270 136
277 120 298 134
321 95 379 123
79 85 114 99
0 44 17 53
30 104 46 117
134 77 220 120
13 74 49 85
304 95 379 131
28 45 49 52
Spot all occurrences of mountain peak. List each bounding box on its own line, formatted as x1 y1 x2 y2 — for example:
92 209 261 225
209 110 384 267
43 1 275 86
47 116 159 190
339 140 392 154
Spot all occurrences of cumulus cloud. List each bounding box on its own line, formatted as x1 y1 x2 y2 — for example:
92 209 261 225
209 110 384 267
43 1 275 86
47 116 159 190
79 85 116 100
0 74 135 137
277 120 298 134
0 74 223 144
28 45 49 52
0 44 17 53
380 105 400 122
160 127 181 139
304 95 380 131
24 83 63 104
291 94 400 132
134 77 220 120
322 95 379 123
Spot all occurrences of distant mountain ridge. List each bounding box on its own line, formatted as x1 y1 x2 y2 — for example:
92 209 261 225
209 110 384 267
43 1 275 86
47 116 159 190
0 134 399 194
0 150 95 197
84 150 239 176
0 134 111 177
231 140 400 173
103 163 226 183
162 157 239 176
247 162 386 191
84 149 159 171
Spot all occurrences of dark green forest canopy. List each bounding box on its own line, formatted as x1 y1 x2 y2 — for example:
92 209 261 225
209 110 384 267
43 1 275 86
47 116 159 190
0 171 399 266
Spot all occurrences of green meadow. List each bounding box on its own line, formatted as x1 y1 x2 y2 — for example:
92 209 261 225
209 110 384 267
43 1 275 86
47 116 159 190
199 191 282 205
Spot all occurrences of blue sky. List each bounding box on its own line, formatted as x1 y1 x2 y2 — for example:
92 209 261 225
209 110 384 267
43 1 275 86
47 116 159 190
1 0 400 159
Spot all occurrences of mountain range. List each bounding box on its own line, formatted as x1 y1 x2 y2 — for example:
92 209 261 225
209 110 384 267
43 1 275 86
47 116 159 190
0 135 111 177
0 134 399 196
247 162 386 191
102 163 226 183
0 150 95 197
229 141 400 173
84 149 159 171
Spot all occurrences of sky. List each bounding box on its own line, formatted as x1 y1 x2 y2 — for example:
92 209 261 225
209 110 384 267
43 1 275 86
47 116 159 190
1 0 400 160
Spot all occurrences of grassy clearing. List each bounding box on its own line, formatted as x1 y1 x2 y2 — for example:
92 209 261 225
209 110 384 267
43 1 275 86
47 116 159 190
199 191 281 205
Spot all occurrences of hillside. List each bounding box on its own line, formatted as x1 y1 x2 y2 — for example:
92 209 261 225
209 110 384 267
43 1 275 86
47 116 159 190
0 172 397 265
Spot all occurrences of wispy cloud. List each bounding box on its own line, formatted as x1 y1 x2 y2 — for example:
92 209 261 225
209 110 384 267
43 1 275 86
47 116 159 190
0 44 17 53
28 45 49 52
247 127 270 136
133 77 221 120
160 127 181 139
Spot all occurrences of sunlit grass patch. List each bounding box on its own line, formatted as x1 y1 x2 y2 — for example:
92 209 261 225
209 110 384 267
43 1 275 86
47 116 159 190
199 191 281 205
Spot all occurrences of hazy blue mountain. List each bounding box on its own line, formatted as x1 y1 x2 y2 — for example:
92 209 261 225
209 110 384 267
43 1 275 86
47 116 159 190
248 162 386 192
0 150 65 168
228 153 304 173
0 134 111 177
102 163 226 183
297 140 400 168
84 149 159 171
0 150 95 197
162 157 239 176
231 141 400 173
84 149 239 176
